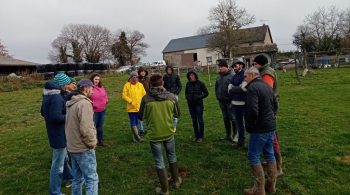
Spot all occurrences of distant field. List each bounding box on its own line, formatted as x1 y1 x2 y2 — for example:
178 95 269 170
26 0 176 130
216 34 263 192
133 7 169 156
0 68 349 194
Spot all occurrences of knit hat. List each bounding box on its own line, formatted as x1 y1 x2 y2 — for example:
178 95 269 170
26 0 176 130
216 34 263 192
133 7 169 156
253 55 268 66
70 77 77 84
217 59 228 67
54 73 71 87
130 71 138 78
77 79 93 88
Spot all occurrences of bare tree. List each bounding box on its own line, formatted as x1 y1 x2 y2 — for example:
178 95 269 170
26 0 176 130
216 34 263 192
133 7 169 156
80 24 113 63
49 24 113 63
0 39 11 57
204 0 255 58
126 30 149 64
293 25 317 53
340 8 350 48
304 6 344 51
49 36 69 63
61 24 84 63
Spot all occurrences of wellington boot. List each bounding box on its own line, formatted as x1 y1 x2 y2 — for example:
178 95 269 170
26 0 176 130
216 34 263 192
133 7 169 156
155 169 169 195
243 164 265 195
131 126 143 142
169 162 182 189
275 151 283 176
265 162 277 193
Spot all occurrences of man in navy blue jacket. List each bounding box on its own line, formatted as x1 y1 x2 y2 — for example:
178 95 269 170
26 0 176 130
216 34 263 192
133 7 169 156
228 61 247 148
41 75 71 195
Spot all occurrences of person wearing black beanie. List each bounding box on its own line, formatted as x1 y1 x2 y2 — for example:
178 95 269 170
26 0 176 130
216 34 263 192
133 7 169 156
253 54 284 178
217 59 228 67
215 59 236 143
253 55 269 66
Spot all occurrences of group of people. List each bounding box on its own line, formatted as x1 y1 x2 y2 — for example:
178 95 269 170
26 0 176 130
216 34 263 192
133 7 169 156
41 53 282 195
41 72 108 195
215 55 282 195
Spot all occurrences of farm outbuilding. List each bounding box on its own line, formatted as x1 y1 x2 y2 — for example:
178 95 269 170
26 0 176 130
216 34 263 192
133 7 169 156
0 56 39 75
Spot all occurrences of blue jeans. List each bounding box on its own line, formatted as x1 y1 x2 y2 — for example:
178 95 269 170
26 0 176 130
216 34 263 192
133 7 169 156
248 131 276 165
128 112 139 127
49 148 67 195
71 150 99 195
233 105 245 144
138 119 145 134
150 137 177 169
94 111 106 144
188 103 204 139
62 154 73 184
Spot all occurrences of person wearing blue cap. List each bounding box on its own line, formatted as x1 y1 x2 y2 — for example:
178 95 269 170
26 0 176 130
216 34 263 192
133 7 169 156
65 79 99 195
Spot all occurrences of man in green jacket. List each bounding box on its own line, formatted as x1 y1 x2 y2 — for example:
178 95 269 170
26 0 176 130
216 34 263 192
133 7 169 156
139 74 182 195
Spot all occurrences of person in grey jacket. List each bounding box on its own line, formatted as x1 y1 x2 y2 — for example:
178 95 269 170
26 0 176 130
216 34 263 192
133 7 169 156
65 79 98 195
215 59 236 142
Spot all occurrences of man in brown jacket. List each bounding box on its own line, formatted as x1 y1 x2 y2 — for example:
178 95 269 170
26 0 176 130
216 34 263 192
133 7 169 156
65 79 98 195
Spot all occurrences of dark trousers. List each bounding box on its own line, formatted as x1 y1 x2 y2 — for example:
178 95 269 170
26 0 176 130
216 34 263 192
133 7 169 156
233 105 246 144
94 111 106 144
219 101 235 138
188 103 204 139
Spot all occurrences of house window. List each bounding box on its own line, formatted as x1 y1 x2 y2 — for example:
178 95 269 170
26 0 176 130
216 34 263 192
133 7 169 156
206 56 212 63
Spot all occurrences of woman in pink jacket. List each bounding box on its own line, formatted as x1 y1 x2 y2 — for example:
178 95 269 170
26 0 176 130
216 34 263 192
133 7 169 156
90 73 109 146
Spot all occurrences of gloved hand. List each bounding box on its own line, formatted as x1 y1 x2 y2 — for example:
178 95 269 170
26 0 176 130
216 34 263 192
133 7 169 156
228 83 233 92
240 81 248 92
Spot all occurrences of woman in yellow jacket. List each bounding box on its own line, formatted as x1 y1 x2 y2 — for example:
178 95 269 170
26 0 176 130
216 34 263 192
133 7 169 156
122 71 146 142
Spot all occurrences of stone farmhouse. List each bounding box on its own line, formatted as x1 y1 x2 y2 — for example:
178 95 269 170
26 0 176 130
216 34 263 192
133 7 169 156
162 25 278 67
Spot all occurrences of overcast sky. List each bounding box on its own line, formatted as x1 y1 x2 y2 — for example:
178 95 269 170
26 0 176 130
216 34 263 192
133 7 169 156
1 0 349 64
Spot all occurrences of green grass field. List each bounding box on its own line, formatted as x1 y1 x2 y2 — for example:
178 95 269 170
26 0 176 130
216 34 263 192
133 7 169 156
0 68 350 195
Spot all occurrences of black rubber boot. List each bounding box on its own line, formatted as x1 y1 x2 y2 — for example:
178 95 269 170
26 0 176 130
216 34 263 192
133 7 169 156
169 162 182 189
155 168 169 195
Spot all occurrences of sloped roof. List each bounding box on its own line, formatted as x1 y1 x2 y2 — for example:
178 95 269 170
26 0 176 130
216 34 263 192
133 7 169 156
162 34 213 53
0 56 38 66
163 25 272 53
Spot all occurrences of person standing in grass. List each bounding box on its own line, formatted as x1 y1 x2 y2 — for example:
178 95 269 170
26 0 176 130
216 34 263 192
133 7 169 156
137 67 150 134
163 65 182 128
253 54 283 176
41 73 72 195
228 61 247 148
139 74 182 195
243 67 278 195
215 59 237 142
90 73 109 147
138 67 150 93
65 79 98 195
185 69 209 143
122 71 146 142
